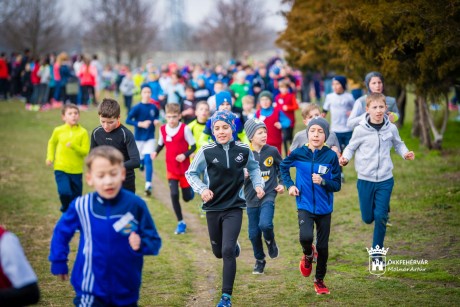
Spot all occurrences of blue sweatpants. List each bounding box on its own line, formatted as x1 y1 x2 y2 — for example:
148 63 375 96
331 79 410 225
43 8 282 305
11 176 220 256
357 178 394 249
54 171 83 212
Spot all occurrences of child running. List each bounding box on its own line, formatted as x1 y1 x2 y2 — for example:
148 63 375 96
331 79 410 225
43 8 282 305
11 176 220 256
46 103 90 212
126 85 160 196
244 118 284 274
49 146 162 306
91 98 140 193
186 110 265 307
340 93 414 250
152 103 196 234
280 117 341 295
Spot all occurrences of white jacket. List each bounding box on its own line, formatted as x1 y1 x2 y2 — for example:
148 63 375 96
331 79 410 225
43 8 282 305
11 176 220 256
342 114 408 182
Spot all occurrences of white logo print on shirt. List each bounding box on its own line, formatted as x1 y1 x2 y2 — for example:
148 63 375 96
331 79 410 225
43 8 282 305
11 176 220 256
212 158 219 163
235 153 244 163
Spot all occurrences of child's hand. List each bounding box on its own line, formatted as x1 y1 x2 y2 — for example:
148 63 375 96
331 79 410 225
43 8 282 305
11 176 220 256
153 119 160 126
282 105 288 111
312 173 322 185
190 153 195 160
151 152 157 160
388 112 395 123
66 142 72 148
129 231 141 251
46 160 53 166
201 189 214 203
57 274 68 281
288 186 299 196
176 154 186 162
404 151 415 160
243 168 249 178
138 120 152 129
331 146 341 158
274 122 282 129
255 186 265 199
275 184 284 194
339 156 349 166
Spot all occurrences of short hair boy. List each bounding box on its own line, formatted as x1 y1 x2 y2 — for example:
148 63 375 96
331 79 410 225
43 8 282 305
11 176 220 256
91 98 140 193
340 93 414 252
151 103 196 234
280 117 341 295
49 146 162 306
46 103 90 212
188 100 210 155
126 85 160 196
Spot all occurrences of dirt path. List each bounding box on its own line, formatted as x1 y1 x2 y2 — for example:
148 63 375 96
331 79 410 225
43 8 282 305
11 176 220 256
152 176 218 306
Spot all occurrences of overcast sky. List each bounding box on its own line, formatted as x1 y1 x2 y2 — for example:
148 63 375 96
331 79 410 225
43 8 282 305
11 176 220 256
63 0 288 31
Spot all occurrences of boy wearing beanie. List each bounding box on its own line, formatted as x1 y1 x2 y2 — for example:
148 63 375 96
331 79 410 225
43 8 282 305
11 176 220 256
280 116 341 295
256 90 291 155
186 110 264 307
198 91 249 148
243 118 284 275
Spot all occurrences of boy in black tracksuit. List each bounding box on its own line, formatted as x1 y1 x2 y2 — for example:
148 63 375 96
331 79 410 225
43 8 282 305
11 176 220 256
186 110 265 307
91 98 140 193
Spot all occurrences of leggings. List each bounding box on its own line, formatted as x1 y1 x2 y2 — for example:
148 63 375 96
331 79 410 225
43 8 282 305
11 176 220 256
206 208 243 295
298 209 331 280
168 179 194 221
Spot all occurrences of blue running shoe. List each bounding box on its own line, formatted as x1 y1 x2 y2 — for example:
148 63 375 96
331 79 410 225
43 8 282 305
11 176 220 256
174 221 187 235
216 294 232 307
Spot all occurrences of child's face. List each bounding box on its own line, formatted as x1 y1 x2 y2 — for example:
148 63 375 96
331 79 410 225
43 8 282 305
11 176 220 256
366 99 387 124
100 116 120 133
185 89 194 99
243 101 254 112
212 120 233 144
165 112 181 128
62 107 80 126
251 127 267 147
141 87 152 102
214 83 223 93
332 80 344 94
368 77 383 93
308 124 326 149
279 86 288 94
218 102 232 112
86 157 126 199
303 109 321 126
259 97 272 109
195 104 210 121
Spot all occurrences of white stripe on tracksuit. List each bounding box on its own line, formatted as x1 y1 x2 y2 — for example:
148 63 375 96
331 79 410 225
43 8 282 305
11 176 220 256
76 194 95 307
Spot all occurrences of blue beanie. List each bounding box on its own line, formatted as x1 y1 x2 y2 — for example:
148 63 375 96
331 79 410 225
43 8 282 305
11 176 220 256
141 83 151 91
364 72 384 93
215 91 233 110
333 75 347 90
211 110 236 132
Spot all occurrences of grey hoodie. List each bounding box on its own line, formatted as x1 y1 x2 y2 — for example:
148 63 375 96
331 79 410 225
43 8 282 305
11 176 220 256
342 114 409 182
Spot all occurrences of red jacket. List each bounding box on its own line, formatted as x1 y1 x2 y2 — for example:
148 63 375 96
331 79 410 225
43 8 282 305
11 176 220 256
31 63 41 85
0 58 9 79
78 64 97 86
0 227 12 289
274 92 298 128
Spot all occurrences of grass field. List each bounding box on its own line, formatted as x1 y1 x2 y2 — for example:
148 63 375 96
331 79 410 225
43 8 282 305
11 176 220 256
0 96 459 306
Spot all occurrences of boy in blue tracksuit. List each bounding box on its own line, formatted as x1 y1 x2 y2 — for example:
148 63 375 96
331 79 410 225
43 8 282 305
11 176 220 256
126 84 160 196
49 146 161 306
280 117 341 295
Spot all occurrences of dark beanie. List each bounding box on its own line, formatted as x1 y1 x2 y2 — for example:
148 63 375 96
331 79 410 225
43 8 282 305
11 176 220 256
307 117 330 141
258 90 273 102
244 118 267 140
364 71 384 93
333 75 347 90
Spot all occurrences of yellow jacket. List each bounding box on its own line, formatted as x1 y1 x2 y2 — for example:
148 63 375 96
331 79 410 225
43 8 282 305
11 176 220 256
46 124 90 174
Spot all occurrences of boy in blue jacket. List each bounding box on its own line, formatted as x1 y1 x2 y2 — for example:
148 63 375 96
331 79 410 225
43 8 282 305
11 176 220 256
49 146 161 306
280 117 341 295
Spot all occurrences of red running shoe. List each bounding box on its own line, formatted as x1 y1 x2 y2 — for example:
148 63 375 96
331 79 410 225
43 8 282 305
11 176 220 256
299 254 312 277
314 278 330 295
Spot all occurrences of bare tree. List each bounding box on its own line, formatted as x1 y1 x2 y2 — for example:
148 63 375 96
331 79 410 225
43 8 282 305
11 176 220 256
0 0 69 56
83 0 158 64
198 0 274 59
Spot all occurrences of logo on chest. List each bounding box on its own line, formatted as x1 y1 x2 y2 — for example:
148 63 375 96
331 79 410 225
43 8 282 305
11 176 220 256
235 153 244 163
